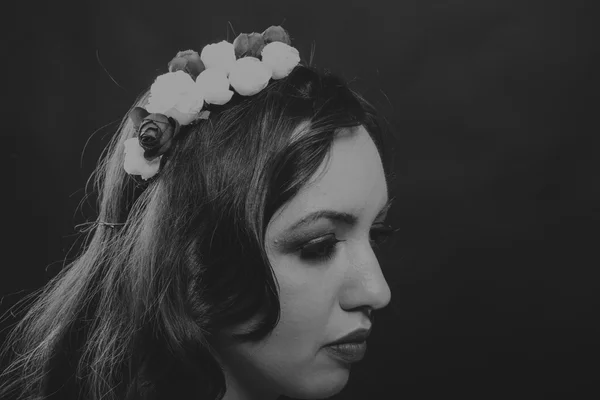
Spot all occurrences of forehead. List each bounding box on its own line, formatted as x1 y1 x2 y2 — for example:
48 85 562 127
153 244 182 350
270 125 388 228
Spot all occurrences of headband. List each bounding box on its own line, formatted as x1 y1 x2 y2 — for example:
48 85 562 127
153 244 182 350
123 25 301 180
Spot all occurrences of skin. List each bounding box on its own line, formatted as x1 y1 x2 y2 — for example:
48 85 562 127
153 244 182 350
212 125 392 400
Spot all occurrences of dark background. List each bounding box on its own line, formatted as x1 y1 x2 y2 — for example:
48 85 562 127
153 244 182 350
2 0 599 398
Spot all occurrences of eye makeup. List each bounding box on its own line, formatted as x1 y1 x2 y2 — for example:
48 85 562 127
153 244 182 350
272 197 396 260
274 225 333 255
274 223 399 264
281 198 394 236
298 233 345 263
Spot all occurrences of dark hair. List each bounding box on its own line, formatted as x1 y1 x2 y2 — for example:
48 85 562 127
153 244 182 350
0 64 395 400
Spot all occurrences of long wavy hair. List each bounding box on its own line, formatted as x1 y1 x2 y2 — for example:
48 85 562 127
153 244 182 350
0 62 396 399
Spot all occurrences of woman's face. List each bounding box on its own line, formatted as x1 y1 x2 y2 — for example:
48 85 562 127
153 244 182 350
214 125 392 400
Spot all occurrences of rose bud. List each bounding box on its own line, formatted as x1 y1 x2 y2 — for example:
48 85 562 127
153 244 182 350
262 26 291 45
247 33 266 58
233 32 266 59
233 33 249 58
137 113 181 160
168 50 206 80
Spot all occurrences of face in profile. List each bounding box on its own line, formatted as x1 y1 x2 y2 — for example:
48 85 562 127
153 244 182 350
213 125 392 400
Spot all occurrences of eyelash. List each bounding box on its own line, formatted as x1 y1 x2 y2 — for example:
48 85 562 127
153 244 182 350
298 225 399 263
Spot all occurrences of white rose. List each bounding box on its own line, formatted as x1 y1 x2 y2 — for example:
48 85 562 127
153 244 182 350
123 138 161 180
145 70 205 125
261 42 300 79
200 41 236 75
228 57 272 96
195 68 234 105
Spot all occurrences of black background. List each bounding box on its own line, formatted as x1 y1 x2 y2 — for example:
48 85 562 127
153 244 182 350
2 0 599 398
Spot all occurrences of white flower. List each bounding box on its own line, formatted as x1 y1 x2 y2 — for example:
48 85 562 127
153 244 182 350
195 68 234 105
200 40 236 75
123 138 161 180
261 42 300 79
145 70 205 125
228 57 272 96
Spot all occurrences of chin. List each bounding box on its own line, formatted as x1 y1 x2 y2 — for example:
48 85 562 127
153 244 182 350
280 366 351 399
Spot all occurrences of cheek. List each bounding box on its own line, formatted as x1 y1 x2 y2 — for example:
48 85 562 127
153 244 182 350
275 261 338 351
274 284 331 354
216 258 352 398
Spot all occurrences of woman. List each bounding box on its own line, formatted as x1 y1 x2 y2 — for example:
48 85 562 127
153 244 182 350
0 25 398 400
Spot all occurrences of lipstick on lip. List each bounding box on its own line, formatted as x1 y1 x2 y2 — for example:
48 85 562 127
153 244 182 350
327 327 371 347
325 341 367 363
325 327 371 364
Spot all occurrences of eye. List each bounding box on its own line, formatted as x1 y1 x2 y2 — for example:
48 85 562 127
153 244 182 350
369 224 399 249
299 234 343 263
298 225 399 263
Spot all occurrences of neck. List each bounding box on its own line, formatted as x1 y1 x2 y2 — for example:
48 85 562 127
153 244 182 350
220 367 279 400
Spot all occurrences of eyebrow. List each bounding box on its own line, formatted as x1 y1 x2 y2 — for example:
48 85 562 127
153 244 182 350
284 197 394 234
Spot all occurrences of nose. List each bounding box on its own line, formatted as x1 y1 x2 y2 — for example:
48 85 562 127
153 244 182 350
364 256 392 311
342 239 392 312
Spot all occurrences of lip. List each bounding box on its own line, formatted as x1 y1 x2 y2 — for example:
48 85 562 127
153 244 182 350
325 341 367 363
327 327 372 346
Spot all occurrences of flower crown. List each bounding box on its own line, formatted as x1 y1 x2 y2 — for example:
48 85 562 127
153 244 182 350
123 26 301 180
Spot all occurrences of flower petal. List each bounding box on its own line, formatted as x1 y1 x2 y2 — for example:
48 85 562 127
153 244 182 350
163 107 201 126
262 26 291 45
233 33 266 58
261 42 300 80
168 50 205 79
128 107 150 130
145 71 204 124
228 57 272 96
123 138 161 180
207 90 234 105
200 41 236 75
196 68 235 105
